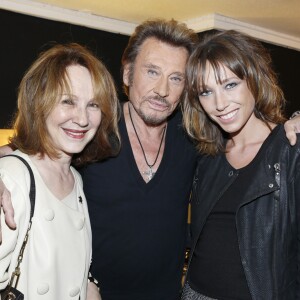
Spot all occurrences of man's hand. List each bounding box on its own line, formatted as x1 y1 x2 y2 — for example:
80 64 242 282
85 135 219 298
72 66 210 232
284 114 300 146
87 282 102 300
0 178 16 229
0 177 16 243
0 144 13 158
0 143 15 243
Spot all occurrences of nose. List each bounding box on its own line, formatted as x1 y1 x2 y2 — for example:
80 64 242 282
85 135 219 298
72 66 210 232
215 90 229 112
72 107 89 127
153 76 169 98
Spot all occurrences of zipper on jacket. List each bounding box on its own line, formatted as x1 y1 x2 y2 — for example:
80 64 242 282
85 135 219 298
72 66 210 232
273 163 280 299
274 163 280 188
190 167 199 203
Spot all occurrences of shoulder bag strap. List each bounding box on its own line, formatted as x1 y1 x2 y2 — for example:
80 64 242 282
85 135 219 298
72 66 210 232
3 154 36 290
5 154 36 217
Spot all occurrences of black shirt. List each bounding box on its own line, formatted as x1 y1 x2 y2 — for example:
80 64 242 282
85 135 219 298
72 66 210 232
82 109 197 300
188 141 270 300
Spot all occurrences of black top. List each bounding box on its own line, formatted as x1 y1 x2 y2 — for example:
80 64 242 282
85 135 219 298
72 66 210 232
81 109 197 300
188 131 272 300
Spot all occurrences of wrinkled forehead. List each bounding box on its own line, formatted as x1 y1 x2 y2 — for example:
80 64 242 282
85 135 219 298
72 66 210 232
137 38 188 71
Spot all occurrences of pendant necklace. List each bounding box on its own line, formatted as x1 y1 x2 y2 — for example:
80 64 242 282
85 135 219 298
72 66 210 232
128 103 166 182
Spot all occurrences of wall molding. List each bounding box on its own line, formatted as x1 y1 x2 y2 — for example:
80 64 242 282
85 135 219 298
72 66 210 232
1 0 300 50
186 14 300 51
0 0 137 34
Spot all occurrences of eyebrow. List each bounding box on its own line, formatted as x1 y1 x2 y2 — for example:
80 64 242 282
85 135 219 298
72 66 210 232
198 76 237 89
216 76 239 85
61 93 77 98
223 76 236 82
144 63 160 69
144 63 185 77
172 72 185 77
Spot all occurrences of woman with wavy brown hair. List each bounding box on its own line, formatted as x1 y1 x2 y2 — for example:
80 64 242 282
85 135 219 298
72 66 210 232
182 30 299 299
0 43 120 300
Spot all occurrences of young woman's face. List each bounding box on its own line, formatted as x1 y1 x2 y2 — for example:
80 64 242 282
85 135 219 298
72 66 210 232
198 62 256 135
46 65 101 158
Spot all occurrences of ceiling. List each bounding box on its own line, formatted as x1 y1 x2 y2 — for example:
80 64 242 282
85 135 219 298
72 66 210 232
2 0 300 50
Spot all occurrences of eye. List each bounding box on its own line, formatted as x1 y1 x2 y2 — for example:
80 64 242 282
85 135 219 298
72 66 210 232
147 69 159 77
170 75 184 84
88 101 100 110
61 98 74 105
198 90 212 97
225 82 238 89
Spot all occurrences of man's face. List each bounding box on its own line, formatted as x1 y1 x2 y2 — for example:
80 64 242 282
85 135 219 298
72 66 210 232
123 37 188 125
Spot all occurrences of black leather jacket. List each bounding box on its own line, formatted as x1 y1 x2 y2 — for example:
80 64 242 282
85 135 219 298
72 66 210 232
188 125 300 299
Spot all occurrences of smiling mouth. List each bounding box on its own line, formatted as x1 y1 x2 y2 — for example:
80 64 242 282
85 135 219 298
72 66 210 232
219 109 238 120
63 128 88 139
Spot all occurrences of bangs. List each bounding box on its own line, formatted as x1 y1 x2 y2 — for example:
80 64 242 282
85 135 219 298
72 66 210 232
197 60 230 92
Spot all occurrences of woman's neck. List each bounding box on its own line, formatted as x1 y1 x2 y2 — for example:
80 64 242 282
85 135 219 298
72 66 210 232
30 154 74 200
226 119 276 169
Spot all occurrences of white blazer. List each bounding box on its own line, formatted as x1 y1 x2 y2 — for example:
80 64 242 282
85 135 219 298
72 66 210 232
0 151 92 300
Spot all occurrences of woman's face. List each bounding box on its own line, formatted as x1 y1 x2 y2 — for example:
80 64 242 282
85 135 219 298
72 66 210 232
198 62 256 135
46 65 101 158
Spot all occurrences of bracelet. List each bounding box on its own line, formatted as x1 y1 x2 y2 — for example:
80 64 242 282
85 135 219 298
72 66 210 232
289 110 300 120
88 273 100 290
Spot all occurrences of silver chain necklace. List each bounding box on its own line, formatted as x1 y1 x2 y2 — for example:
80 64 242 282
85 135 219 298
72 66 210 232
128 103 166 182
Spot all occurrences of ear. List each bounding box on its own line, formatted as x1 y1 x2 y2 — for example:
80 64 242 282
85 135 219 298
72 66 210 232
123 63 131 86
